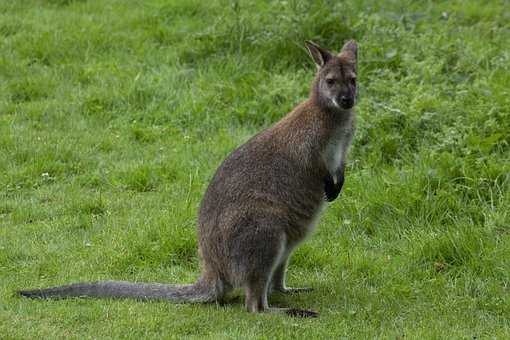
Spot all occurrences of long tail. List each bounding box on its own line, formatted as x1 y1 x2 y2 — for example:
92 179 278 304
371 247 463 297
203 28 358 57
18 279 217 303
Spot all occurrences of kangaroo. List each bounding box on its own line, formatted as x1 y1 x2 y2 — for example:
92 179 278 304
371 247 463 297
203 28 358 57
19 39 358 317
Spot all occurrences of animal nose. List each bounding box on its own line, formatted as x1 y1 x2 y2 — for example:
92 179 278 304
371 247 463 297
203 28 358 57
338 95 354 109
340 95 353 107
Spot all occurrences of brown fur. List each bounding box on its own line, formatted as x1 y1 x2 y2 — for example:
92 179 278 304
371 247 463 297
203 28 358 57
186 39 357 315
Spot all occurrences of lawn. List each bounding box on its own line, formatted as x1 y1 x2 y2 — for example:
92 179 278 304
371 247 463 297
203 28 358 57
1 0 509 338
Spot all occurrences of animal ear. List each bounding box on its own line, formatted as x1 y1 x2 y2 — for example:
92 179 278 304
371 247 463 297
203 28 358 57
339 39 358 63
305 40 333 68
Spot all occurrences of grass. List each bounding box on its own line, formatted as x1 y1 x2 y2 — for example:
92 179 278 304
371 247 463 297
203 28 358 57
1 0 509 338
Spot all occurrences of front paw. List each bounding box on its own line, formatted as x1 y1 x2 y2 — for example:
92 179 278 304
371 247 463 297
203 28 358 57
324 176 341 202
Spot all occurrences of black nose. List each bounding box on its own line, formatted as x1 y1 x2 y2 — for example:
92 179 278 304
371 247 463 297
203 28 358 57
340 96 354 109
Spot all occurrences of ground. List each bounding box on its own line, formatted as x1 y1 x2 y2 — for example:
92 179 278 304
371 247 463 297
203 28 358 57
1 0 509 338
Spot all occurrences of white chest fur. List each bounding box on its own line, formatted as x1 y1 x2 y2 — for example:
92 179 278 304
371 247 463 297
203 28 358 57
323 125 354 183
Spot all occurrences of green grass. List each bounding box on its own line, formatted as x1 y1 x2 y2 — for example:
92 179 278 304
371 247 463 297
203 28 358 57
1 0 509 338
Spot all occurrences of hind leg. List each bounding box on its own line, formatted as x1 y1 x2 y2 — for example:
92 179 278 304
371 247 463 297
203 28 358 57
244 276 318 317
244 278 270 313
245 283 319 318
241 229 284 312
271 253 313 294
238 228 317 317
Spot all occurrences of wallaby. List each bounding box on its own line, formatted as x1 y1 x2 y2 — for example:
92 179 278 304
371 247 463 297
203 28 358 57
19 39 358 318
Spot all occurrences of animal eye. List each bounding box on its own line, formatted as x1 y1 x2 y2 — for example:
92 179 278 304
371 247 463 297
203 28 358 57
350 77 357 85
325 78 335 86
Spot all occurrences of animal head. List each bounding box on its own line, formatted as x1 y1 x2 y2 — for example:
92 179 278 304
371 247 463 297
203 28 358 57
305 40 358 111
